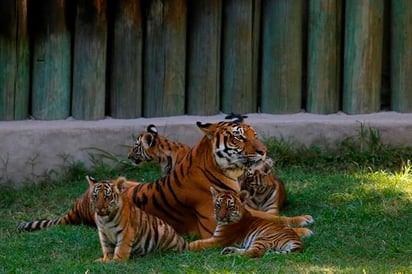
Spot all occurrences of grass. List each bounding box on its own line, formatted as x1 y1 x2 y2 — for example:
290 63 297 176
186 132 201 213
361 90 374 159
1 128 412 273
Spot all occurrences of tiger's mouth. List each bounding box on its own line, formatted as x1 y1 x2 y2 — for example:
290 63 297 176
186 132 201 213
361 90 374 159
95 209 110 216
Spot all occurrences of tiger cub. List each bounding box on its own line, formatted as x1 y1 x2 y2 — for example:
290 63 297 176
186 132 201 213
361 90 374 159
189 187 312 258
127 124 191 176
238 157 286 215
88 176 187 262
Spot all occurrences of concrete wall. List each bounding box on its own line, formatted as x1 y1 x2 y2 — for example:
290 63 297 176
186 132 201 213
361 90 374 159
2 112 412 188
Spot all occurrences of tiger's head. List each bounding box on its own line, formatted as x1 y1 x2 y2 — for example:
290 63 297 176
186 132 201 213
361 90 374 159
127 124 160 165
240 157 274 197
210 187 249 225
87 176 127 217
196 120 267 175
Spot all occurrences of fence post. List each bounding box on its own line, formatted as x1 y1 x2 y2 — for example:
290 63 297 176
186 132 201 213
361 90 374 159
72 0 107 120
186 0 221 115
143 0 186 117
109 0 143 118
391 1 412 112
343 0 384 114
31 0 71 120
261 0 303 113
307 0 342 114
221 0 259 114
0 0 29 121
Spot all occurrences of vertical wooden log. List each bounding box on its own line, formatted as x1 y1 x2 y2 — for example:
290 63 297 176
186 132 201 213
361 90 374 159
343 0 384 114
0 0 29 120
186 0 221 115
72 0 107 120
391 1 412 112
109 0 143 118
143 0 186 117
307 0 341 114
261 0 304 113
221 0 259 114
31 0 71 120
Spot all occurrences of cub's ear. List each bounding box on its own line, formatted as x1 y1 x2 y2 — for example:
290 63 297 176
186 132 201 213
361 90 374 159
147 124 158 136
210 186 218 198
114 176 128 193
86 176 97 187
197 121 215 139
238 190 250 204
142 132 156 148
225 113 248 122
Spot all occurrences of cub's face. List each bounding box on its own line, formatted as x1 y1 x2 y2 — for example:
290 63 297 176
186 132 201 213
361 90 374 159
127 132 158 165
88 177 120 217
240 158 273 196
210 187 249 225
197 121 267 171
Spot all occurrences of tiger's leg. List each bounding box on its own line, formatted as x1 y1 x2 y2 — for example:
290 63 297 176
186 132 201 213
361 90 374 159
276 215 315 227
95 232 115 263
246 207 314 227
112 230 135 262
189 237 221 251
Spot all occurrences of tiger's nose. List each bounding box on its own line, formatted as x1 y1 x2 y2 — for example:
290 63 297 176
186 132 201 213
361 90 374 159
256 148 266 156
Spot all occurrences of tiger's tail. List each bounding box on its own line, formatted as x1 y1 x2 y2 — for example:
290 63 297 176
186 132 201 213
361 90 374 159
17 191 96 232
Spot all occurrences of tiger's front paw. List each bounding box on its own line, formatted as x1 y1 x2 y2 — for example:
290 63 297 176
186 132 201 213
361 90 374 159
298 215 315 227
220 247 238 255
293 227 313 238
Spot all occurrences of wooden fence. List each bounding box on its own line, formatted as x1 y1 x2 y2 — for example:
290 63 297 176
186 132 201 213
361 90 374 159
0 0 411 121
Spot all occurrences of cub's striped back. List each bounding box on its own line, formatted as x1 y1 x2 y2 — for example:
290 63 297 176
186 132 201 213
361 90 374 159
88 176 187 262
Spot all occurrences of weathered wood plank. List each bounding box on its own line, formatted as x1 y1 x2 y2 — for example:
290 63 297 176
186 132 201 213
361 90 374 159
143 0 186 117
31 0 71 120
186 0 221 115
72 0 107 120
307 0 341 114
0 0 29 121
343 0 384 114
261 0 303 113
109 0 143 118
391 0 412 112
221 0 259 114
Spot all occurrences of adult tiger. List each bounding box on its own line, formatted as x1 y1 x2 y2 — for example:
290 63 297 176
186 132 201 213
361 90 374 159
239 157 287 216
128 117 288 217
17 120 313 238
127 124 191 177
88 176 187 262
189 187 312 257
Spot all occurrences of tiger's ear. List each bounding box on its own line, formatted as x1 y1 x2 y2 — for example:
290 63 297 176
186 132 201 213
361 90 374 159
238 190 249 204
114 176 127 193
86 176 97 187
197 121 216 139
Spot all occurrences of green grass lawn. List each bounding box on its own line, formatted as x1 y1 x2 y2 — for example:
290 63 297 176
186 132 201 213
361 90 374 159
1 134 412 273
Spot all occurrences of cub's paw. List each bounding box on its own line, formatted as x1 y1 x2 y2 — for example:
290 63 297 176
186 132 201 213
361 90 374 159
95 256 111 263
220 247 238 255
